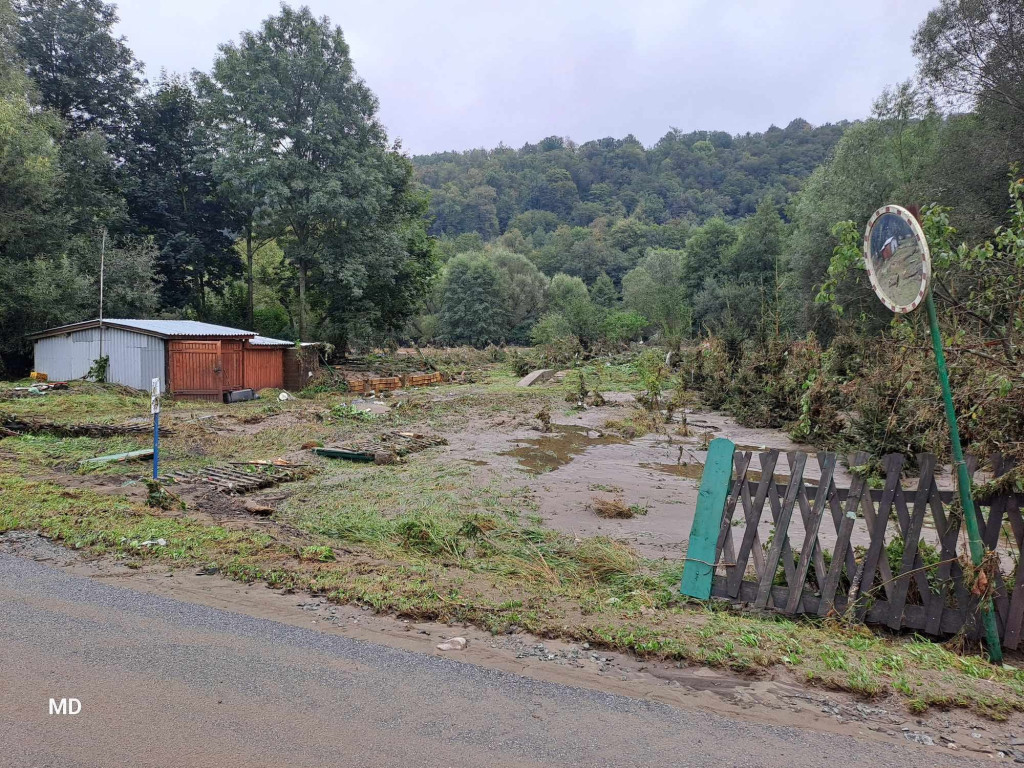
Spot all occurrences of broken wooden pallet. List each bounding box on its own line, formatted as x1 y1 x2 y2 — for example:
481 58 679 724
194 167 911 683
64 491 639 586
313 431 448 464
162 463 314 494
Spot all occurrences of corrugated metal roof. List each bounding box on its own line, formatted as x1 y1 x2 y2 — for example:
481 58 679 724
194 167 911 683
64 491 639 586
106 319 255 338
249 335 295 347
29 318 256 340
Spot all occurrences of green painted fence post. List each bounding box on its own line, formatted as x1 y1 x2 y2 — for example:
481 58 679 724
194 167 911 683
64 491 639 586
680 438 736 600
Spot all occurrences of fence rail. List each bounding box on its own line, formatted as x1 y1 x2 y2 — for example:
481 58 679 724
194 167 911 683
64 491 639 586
682 441 1024 647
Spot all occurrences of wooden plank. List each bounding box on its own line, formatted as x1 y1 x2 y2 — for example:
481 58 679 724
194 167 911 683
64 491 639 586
1004 487 1024 648
886 454 935 630
681 438 736 600
785 453 836 613
755 452 807 609
716 452 752 586
852 454 903 620
925 486 961 635
763 466 799 594
728 451 779 598
312 447 376 462
793 473 830 600
819 452 869 617
981 454 1012 627
739 478 766 577
823 453 859 580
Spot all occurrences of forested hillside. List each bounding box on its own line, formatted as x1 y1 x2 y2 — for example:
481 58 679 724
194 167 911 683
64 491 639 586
407 0 1024 355
413 121 847 236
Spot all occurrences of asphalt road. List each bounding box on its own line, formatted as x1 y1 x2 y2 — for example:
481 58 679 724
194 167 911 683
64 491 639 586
0 553 981 768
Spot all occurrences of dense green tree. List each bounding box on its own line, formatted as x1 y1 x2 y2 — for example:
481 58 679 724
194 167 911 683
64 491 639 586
914 0 1024 127
491 249 548 342
124 75 236 314
682 218 737 299
547 273 589 315
205 4 428 342
622 249 690 345
589 272 619 308
14 0 142 142
439 253 506 346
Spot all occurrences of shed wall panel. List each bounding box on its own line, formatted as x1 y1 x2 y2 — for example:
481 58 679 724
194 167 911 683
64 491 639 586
33 327 166 391
243 347 284 390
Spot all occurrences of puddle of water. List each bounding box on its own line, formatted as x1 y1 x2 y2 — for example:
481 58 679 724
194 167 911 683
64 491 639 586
640 462 705 480
501 425 626 474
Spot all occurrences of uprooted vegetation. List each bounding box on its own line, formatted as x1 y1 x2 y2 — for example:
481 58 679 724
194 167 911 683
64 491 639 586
0 367 1022 720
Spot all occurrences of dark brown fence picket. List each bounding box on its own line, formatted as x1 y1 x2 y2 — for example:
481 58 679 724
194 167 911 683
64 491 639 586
702 448 1024 645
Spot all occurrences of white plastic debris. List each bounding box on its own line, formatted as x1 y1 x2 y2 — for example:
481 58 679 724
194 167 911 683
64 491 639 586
436 637 468 651
139 538 168 547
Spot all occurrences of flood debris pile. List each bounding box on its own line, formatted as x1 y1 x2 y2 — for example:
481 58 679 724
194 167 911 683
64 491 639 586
591 497 648 519
313 431 448 465
0 413 170 438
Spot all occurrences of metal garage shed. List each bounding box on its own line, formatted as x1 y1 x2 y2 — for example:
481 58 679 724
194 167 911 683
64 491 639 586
29 319 264 400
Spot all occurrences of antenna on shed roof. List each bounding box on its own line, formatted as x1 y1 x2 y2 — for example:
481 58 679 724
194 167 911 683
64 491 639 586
98 228 106 364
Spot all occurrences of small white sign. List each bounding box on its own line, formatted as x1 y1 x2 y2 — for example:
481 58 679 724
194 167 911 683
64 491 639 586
151 378 161 415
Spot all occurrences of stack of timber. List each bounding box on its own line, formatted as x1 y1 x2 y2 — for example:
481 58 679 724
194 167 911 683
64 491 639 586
344 375 403 394
162 462 314 494
313 431 448 464
338 370 444 393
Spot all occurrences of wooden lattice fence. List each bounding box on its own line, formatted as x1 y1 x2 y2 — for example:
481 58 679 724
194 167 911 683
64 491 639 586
683 441 1024 647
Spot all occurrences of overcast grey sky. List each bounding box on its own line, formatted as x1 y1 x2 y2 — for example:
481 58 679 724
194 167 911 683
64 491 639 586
114 0 935 156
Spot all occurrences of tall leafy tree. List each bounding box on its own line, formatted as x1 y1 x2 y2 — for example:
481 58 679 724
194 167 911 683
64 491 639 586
14 0 143 142
589 272 619 308
124 74 237 313
196 65 278 330
205 4 421 341
914 0 1024 124
439 253 506 347
622 249 691 344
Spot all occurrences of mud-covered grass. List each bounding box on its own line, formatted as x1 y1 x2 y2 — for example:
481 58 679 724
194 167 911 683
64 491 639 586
2 366 1023 719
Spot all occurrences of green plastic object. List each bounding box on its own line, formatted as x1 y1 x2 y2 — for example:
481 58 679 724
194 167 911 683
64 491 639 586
680 438 736 600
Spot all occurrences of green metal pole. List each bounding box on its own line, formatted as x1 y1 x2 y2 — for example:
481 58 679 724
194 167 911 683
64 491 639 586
924 293 1002 663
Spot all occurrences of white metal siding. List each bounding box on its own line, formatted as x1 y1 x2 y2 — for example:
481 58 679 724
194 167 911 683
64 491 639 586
33 327 166 391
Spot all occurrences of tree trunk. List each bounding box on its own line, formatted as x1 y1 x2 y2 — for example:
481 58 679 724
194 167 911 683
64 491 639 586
246 226 255 330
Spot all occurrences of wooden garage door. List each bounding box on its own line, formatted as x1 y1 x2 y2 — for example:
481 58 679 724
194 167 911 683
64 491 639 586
220 340 245 391
168 341 222 400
